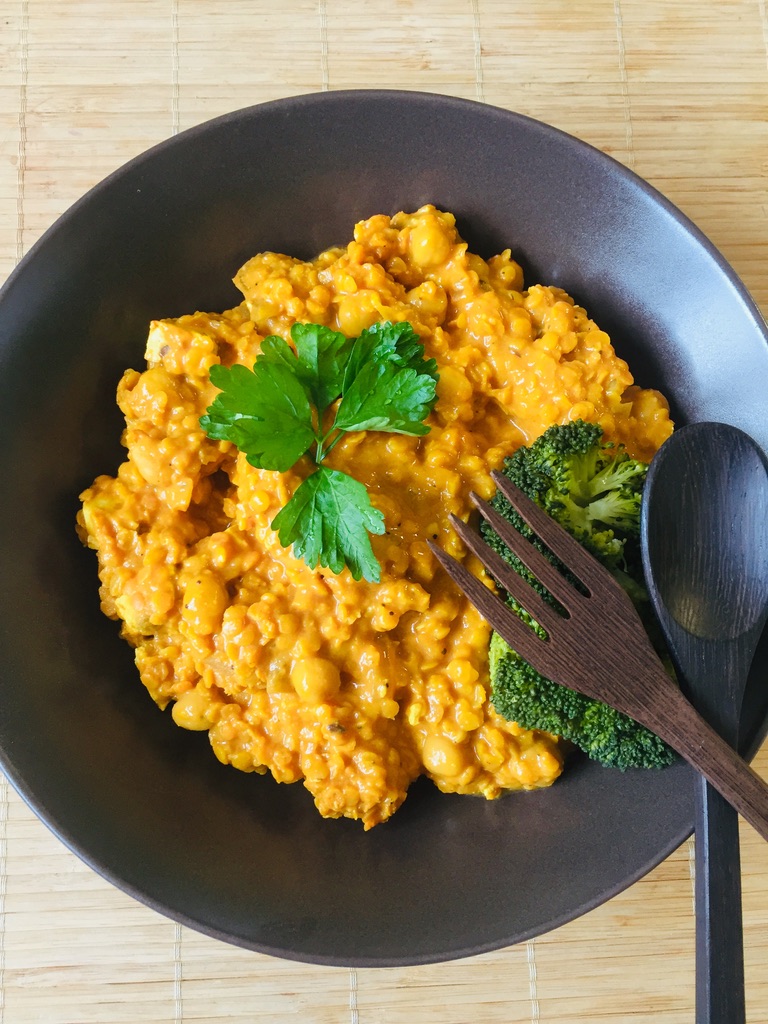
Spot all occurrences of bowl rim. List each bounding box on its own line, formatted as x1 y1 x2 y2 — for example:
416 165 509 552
3 88 768 351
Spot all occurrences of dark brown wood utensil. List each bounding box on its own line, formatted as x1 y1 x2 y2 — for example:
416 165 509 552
428 470 768 842
641 422 768 1024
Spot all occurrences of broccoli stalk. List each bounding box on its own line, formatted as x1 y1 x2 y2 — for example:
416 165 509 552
482 420 676 771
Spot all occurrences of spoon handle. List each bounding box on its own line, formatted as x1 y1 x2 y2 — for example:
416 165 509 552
695 776 745 1024
642 683 768 842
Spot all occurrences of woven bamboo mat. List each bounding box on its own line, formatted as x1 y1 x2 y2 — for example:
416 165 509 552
1 1 768 1021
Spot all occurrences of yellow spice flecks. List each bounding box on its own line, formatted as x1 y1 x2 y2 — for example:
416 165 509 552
76 205 673 829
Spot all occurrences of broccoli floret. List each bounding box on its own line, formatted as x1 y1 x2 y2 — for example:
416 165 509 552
483 420 676 771
488 418 647 572
489 634 675 770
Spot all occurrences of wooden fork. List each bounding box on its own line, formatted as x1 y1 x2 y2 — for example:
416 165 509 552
428 470 768 842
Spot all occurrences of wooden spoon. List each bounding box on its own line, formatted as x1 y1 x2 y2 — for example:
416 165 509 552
641 421 768 1024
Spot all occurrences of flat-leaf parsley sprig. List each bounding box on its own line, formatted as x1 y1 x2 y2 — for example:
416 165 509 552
200 320 439 583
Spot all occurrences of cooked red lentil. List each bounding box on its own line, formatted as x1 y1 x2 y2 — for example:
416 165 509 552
77 206 673 828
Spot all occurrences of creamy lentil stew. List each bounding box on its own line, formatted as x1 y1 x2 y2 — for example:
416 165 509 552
77 206 673 829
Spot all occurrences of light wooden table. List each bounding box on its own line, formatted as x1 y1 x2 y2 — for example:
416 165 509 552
1 2 767 1022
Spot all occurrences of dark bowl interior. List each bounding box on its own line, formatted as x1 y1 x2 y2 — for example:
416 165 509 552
0 90 767 967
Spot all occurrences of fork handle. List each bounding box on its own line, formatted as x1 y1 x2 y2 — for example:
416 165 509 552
648 683 768 842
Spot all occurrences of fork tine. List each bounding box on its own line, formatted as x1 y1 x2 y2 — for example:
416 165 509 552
447 513 566 635
427 540 552 671
469 492 584 612
488 472 613 593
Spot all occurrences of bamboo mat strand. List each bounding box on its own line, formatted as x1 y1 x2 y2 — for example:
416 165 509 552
1 1 768 1021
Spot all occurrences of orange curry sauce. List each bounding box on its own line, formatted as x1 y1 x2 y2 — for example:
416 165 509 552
78 206 672 828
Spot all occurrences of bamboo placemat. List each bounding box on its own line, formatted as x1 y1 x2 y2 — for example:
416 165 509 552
1 2 768 1021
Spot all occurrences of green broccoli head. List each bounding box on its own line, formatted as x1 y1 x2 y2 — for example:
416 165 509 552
493 419 647 572
483 421 676 771
489 633 676 771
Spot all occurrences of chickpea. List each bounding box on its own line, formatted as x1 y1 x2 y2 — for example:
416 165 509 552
336 291 379 336
291 657 341 703
406 280 448 318
488 252 524 290
455 699 483 733
446 658 480 686
436 365 472 408
407 218 452 269
181 572 228 635
172 687 215 731
422 733 467 778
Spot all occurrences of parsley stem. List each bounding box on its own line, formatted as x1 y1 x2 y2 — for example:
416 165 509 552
321 431 344 459
315 425 343 464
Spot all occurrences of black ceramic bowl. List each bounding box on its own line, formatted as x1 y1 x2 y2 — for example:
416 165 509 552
1 90 767 967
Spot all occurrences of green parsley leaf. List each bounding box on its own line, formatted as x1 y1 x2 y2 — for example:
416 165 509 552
200 361 315 472
333 320 438 435
256 334 297 371
201 319 439 581
262 323 355 417
334 360 438 435
342 320 438 391
271 467 386 582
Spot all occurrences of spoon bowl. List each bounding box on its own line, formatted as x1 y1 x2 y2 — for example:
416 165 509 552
643 422 768 648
